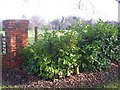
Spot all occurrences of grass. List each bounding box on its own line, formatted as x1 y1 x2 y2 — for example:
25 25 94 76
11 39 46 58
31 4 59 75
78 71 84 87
0 85 18 89
0 31 5 35
97 78 120 89
28 29 44 44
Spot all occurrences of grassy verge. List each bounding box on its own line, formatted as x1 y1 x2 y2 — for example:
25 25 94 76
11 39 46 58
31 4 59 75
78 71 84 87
0 85 18 89
97 78 120 89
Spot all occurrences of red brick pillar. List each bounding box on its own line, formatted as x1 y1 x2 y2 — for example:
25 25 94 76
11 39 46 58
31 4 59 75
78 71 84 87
2 20 29 68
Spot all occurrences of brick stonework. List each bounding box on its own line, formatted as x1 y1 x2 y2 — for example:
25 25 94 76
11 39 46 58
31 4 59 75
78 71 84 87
2 20 29 68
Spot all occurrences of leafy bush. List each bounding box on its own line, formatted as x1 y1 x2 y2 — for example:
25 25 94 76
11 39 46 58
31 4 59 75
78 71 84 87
21 20 119 80
22 30 80 79
72 20 119 71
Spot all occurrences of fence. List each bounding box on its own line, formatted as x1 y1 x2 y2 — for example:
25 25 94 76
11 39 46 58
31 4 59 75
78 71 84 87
0 34 2 54
0 34 7 54
0 34 2 85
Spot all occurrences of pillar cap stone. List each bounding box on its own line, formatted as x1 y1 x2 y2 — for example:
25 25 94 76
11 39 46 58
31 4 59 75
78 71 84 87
3 19 29 24
3 19 29 31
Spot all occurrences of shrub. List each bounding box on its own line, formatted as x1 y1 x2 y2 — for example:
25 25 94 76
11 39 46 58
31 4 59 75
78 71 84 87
21 20 119 80
22 30 80 79
72 20 119 72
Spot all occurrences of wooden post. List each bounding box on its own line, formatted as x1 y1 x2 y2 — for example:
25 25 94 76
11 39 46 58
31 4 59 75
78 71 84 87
35 27 38 42
0 34 2 86
116 0 120 22
118 1 120 22
0 34 2 54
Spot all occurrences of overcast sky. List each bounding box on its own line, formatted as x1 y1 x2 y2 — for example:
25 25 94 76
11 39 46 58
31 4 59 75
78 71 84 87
0 0 118 21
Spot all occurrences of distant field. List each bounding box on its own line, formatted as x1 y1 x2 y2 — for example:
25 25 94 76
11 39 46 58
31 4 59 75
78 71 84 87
28 29 45 44
0 31 5 36
28 30 35 44
0 29 44 44
28 29 60 44
1 29 70 45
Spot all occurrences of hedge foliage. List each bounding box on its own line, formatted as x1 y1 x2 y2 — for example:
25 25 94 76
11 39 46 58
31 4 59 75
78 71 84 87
21 20 119 80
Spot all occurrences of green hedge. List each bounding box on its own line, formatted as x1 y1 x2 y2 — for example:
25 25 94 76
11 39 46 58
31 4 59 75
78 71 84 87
21 20 119 80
